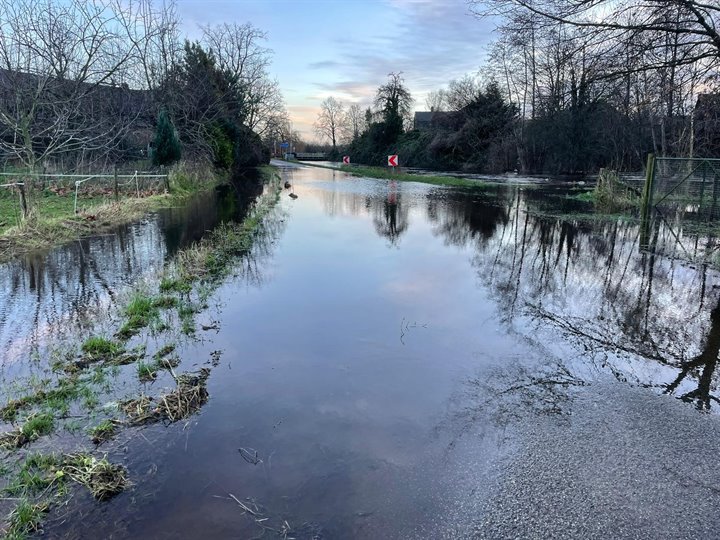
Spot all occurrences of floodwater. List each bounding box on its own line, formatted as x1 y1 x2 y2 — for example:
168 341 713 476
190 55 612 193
3 162 720 538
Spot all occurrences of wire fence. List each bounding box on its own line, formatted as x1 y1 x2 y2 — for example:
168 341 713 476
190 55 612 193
0 170 169 226
644 157 720 222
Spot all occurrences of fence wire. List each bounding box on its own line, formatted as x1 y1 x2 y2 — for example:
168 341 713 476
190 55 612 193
0 171 168 223
650 157 720 221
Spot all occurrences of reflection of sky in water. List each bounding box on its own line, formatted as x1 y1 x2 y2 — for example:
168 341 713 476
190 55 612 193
0 189 241 377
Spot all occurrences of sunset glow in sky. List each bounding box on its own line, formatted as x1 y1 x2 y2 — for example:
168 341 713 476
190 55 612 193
178 0 496 140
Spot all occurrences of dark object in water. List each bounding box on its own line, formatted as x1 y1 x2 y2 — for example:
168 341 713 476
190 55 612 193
289 193 298 199
284 181 291 189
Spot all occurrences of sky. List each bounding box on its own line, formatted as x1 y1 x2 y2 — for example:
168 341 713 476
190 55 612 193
177 0 498 141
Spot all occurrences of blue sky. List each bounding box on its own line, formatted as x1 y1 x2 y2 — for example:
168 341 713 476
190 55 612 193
178 0 497 140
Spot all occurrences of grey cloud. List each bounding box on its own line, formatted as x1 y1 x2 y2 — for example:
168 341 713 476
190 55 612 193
307 60 342 70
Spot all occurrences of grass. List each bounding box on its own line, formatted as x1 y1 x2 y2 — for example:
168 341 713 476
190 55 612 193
1 413 56 449
5 500 49 539
290 160 487 187
118 292 160 338
137 361 158 382
20 413 54 441
62 454 129 500
0 162 226 263
4 454 60 496
81 337 122 357
0 367 107 424
122 368 210 425
159 276 192 294
154 344 176 359
89 420 117 444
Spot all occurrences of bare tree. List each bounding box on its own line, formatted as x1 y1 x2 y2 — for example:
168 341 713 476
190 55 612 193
201 22 288 137
0 0 160 171
314 97 346 149
346 103 364 140
425 89 447 111
473 0 720 74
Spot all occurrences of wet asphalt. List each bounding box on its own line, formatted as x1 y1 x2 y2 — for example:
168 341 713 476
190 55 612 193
474 382 720 540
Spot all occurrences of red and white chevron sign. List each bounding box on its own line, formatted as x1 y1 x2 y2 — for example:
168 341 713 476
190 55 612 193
388 154 398 167
342 156 350 164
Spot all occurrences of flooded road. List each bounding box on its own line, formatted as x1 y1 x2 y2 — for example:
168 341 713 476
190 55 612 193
4 162 720 538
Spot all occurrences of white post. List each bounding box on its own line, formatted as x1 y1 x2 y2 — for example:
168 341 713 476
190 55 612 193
74 180 81 213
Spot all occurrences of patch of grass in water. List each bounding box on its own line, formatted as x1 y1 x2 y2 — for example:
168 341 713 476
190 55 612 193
0 413 57 448
137 361 158 382
5 499 49 539
21 413 54 440
154 344 176 359
4 453 60 496
152 295 178 309
81 337 122 357
89 420 117 444
159 276 191 294
62 454 129 500
118 292 160 338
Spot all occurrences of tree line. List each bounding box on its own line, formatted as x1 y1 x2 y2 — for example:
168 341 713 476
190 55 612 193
314 0 720 174
0 0 290 173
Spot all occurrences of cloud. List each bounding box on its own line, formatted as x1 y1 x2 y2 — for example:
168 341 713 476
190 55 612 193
314 80 377 101
312 0 496 106
307 60 342 70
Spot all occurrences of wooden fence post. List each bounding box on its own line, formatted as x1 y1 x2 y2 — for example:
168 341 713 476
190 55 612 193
18 182 28 219
639 153 656 249
114 166 119 202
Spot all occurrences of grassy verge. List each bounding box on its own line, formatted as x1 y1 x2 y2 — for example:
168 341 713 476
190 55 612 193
287 160 487 188
0 162 227 263
0 165 282 537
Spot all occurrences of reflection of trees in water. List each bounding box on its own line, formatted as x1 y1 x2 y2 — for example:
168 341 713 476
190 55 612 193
665 298 720 410
427 187 511 247
432 188 720 410
0 181 270 372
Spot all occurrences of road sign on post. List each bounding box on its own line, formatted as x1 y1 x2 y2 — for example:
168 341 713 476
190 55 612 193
388 155 398 167
342 156 350 165
279 142 289 149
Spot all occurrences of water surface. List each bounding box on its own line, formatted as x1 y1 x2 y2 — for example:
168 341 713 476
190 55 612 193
3 163 720 538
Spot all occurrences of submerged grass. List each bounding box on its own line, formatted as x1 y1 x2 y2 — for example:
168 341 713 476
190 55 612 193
89 420 117 444
5 500 49 539
81 337 122 358
0 413 55 449
0 165 282 536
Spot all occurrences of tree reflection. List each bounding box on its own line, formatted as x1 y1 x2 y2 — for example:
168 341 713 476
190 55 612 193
0 180 270 375
429 186 720 411
665 297 720 410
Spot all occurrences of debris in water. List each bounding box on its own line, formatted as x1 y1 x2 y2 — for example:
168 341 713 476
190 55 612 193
238 447 262 465
62 454 130 500
121 368 211 425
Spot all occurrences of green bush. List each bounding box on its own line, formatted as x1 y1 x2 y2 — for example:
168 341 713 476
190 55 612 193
153 110 182 166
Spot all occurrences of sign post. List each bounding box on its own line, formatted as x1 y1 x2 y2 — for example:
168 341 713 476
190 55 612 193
388 154 398 173
342 156 350 165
